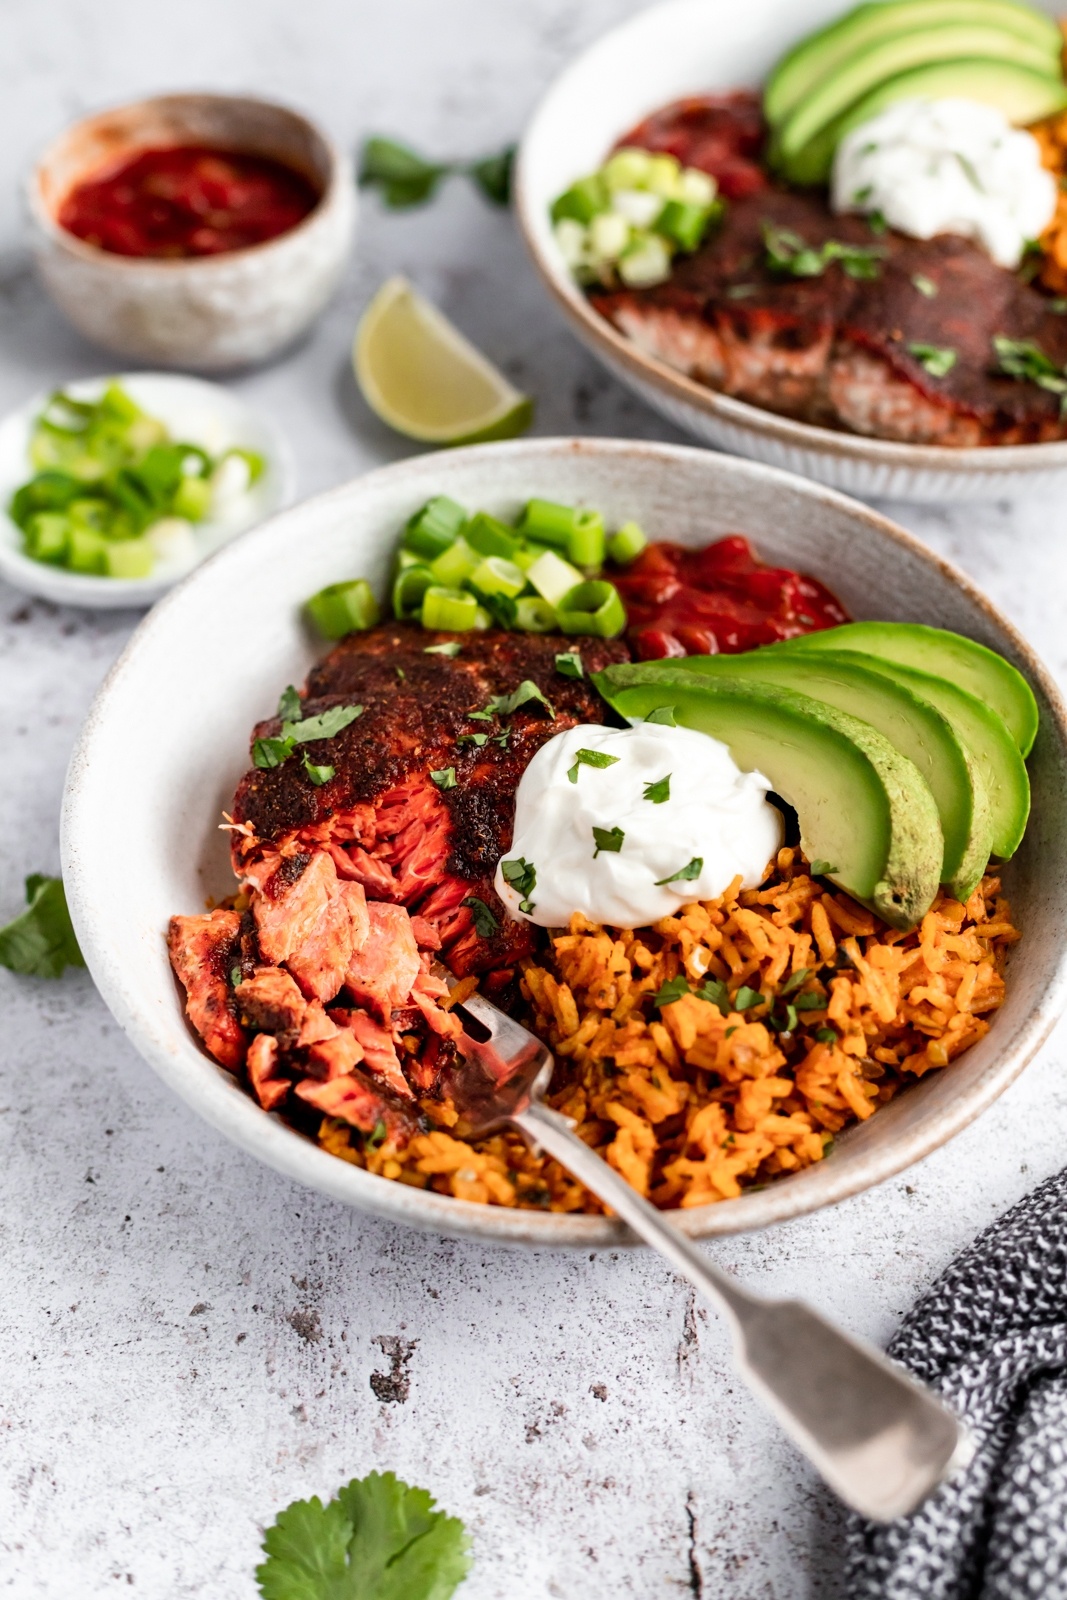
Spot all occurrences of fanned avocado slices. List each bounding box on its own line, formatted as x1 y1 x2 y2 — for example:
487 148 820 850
593 665 944 930
777 622 1038 756
667 648 992 902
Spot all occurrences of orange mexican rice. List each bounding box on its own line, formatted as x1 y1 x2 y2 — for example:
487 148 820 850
320 846 1018 1213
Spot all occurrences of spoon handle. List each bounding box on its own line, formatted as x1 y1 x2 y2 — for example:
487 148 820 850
514 1100 971 1521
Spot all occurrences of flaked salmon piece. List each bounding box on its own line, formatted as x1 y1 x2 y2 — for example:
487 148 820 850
307 1029 364 1081
333 1007 413 1100
410 915 441 950
344 902 422 1020
167 909 246 1069
340 847 400 900
253 849 370 1002
234 966 307 1036
296 1001 338 1049
295 1070 417 1146
247 1033 289 1111
410 969 463 1040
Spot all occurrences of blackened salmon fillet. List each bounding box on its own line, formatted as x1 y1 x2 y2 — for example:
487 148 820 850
590 190 1067 447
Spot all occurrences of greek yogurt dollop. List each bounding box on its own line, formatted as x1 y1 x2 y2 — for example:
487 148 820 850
832 98 1057 269
493 722 782 929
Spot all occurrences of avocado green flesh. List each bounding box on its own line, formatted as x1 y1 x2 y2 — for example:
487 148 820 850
789 652 1030 860
778 24 1062 161
593 667 943 930
778 622 1038 756
667 649 992 901
784 59 1067 182
765 0 1062 130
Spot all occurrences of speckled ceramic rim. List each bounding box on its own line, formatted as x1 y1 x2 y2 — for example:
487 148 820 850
61 439 1067 1248
27 91 345 273
513 0 1067 489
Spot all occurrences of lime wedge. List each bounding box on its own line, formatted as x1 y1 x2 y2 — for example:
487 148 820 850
354 277 534 445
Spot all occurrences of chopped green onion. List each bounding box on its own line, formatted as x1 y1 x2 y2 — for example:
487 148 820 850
464 511 520 559
602 147 653 191
171 474 212 523
518 498 604 564
554 579 626 637
526 548 584 607
429 535 478 586
554 650 584 678
592 825 625 857
421 586 481 632
470 555 525 599
618 233 672 288
305 578 381 638
392 563 435 619
511 541 551 572
607 520 647 564
424 640 462 657
403 495 467 559
104 537 153 578
655 198 717 252
566 513 605 570
911 274 938 299
25 513 69 564
514 597 557 632
68 526 107 574
430 766 457 790
550 175 607 226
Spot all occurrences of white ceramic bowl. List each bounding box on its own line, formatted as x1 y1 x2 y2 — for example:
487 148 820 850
28 93 356 371
61 439 1067 1246
515 0 1067 502
0 373 294 608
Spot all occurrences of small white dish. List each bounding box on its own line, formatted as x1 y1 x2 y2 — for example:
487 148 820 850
60 438 1067 1246
0 372 294 608
514 0 1067 503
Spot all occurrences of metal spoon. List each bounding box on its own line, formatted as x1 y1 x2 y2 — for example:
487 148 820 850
443 988 972 1522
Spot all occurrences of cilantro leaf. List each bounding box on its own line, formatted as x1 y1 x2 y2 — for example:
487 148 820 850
277 684 303 722
485 680 555 719
815 1027 837 1045
457 732 488 748
0 875 85 979
285 704 364 744
769 1000 798 1034
303 755 335 787
554 650 584 679
644 706 676 726
468 145 515 207
500 856 536 914
254 735 296 770
568 748 620 783
794 990 827 1011
463 896 500 937
733 985 763 1012
430 767 457 790
643 774 671 804
256 1469 470 1600
697 977 729 1013
653 974 690 1009
808 859 836 877
908 342 957 378
762 222 883 280
592 825 625 857
780 967 812 995
358 138 449 208
654 856 702 886
992 335 1067 412
365 1120 388 1150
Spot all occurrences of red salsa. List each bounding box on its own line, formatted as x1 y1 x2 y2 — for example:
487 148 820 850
617 91 769 201
58 145 320 259
613 536 850 660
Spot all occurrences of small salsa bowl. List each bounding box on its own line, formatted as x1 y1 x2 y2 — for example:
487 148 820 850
60 438 1067 1245
27 93 356 371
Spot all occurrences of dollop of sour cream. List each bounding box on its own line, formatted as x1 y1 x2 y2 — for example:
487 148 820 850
832 98 1057 269
493 722 782 930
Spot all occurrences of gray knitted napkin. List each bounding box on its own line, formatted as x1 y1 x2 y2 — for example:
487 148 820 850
845 1169 1067 1599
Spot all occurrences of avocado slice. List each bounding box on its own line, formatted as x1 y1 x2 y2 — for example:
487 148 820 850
783 651 1030 860
778 24 1063 167
783 59 1067 183
593 665 943 930
765 0 1062 130
776 622 1038 756
667 648 992 901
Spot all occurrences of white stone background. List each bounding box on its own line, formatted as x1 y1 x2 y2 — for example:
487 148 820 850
3 0 1067 1595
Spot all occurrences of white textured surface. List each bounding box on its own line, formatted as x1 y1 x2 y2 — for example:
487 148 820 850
2 2 1067 1596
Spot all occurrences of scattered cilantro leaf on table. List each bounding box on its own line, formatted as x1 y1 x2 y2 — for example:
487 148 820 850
359 136 515 209
256 1469 470 1600
0 875 85 979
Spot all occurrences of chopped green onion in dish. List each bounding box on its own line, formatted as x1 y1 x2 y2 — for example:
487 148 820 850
303 494 646 641
9 383 266 580
551 148 723 289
